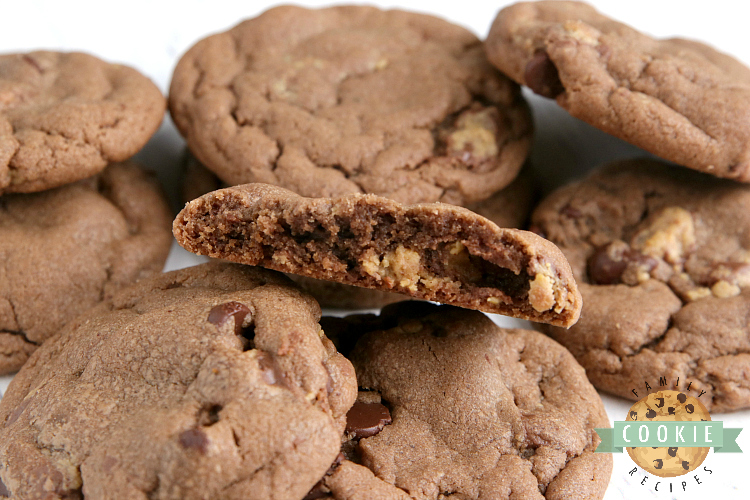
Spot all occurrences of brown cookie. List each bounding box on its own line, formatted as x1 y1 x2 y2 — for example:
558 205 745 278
0 51 165 194
0 161 172 375
173 183 581 327
169 5 532 205
0 262 357 499
533 158 750 411
181 156 536 310
306 302 611 500
486 1 750 181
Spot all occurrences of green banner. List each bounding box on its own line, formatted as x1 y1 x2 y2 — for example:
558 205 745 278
595 423 742 453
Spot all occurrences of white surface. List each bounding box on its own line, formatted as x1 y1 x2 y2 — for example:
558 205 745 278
1 1 750 499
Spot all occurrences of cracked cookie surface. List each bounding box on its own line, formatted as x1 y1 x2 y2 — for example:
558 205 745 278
169 5 532 205
533 159 750 411
486 1 750 181
0 262 357 499
308 302 611 500
0 51 165 194
0 161 172 375
173 183 580 327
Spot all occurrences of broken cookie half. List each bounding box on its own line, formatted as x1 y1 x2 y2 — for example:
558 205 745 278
173 183 581 327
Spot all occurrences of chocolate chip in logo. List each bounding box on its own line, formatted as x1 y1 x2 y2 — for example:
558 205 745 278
685 404 694 413
682 461 690 471
668 407 676 415
677 393 687 403
653 459 663 469
668 447 678 457
524 50 564 99
646 409 656 419
345 401 392 439
629 411 638 420
0 476 8 496
179 428 209 454
656 398 664 408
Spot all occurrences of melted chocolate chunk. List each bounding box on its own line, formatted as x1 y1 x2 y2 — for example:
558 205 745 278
208 301 251 336
179 428 209 454
587 242 657 285
524 51 564 98
677 393 687 403
645 409 656 419
345 401 392 439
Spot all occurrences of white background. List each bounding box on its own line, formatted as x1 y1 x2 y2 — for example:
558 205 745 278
1 1 749 499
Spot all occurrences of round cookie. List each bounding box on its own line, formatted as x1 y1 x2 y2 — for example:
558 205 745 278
309 302 612 500
0 262 357 499
533 158 750 411
169 5 532 206
0 51 165 194
626 390 710 477
486 1 750 181
0 161 172 375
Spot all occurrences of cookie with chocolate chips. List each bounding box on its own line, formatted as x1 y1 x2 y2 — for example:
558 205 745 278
304 302 611 500
485 1 750 181
181 154 536 310
0 161 172 375
173 183 581 327
533 158 750 411
169 5 532 206
0 51 165 194
0 262 357 499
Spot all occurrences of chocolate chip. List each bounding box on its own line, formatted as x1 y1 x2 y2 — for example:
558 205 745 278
656 398 664 408
587 242 657 285
524 51 564 98
179 428 209 454
588 245 629 285
668 447 678 457
208 302 251 336
677 393 687 403
645 409 656 419
345 401 392 439
258 352 290 389
685 404 694 413
653 459 663 469
682 461 690 470
0 476 8 496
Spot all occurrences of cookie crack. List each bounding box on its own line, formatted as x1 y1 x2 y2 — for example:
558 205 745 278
0 329 39 347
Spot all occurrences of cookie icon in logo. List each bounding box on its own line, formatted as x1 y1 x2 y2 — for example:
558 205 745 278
626 390 711 477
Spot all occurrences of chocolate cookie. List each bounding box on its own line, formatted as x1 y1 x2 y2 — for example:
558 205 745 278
533 159 750 411
174 183 581 327
0 262 357 499
169 5 532 205
486 1 750 181
0 161 172 375
181 156 536 310
0 51 165 194
307 302 611 499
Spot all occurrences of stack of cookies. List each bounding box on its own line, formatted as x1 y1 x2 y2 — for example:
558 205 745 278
0 52 173 375
0 1 748 499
